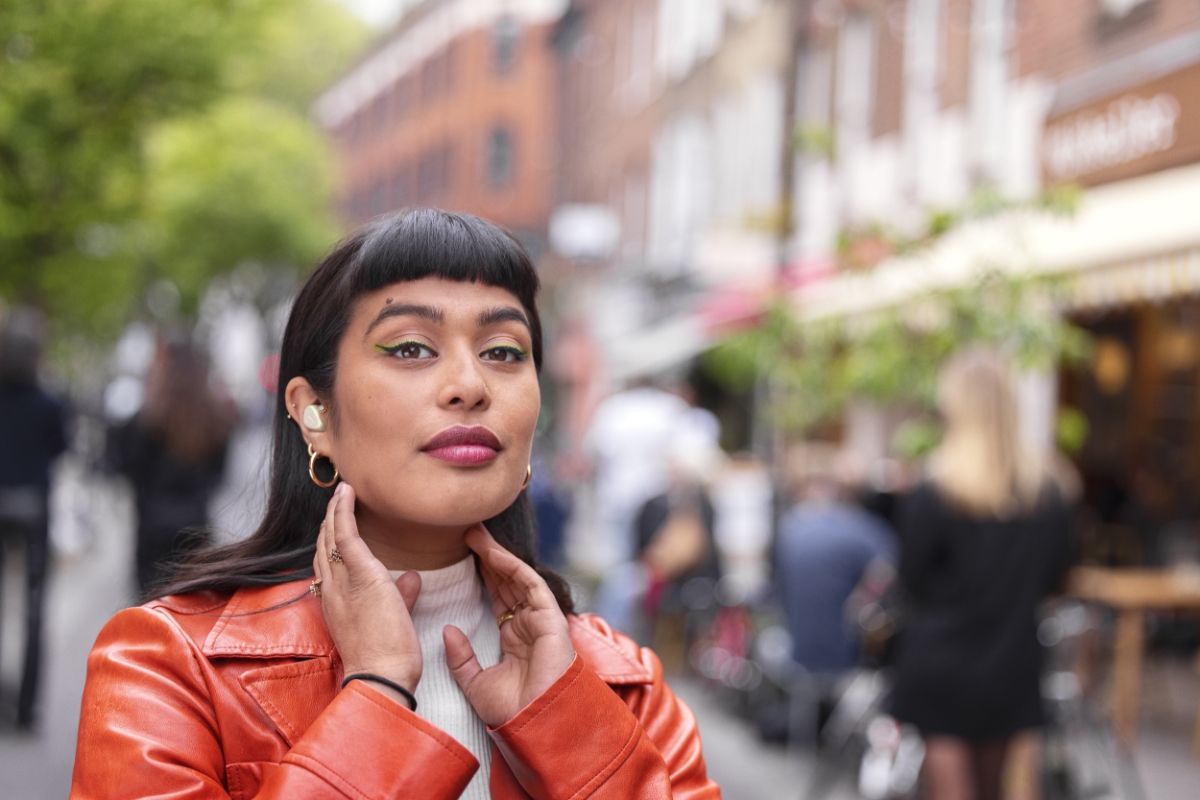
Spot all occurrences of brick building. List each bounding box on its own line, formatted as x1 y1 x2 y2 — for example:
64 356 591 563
556 0 795 282
794 0 1200 559
315 0 566 248
551 1 797 380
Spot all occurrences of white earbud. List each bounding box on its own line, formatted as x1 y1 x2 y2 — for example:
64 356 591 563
302 404 327 432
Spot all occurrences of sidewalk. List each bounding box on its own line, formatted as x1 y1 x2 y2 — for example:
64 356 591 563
0 469 136 799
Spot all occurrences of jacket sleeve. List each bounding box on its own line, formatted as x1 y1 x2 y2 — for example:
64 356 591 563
70 606 478 800
489 651 721 799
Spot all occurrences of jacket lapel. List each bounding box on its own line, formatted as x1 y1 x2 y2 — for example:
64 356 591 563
202 581 340 747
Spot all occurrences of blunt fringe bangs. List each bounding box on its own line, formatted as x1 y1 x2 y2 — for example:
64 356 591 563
148 209 572 613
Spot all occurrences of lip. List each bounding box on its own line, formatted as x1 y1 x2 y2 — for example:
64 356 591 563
420 425 503 466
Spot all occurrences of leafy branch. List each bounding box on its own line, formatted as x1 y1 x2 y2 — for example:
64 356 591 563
704 272 1091 440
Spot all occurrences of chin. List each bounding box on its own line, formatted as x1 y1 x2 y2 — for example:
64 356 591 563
405 488 521 528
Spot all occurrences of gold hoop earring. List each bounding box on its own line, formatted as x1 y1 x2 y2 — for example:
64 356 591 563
521 464 532 491
308 443 339 488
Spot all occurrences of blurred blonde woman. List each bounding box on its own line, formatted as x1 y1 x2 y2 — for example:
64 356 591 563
891 348 1075 800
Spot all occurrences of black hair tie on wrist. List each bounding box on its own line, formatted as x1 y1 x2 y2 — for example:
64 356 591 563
341 673 418 712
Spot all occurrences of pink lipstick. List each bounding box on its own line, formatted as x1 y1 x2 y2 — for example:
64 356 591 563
421 425 502 466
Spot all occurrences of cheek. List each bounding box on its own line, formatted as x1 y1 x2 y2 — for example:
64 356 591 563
507 378 542 450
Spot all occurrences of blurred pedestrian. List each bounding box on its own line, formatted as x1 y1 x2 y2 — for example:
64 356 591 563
772 446 897 742
634 425 725 646
775 446 898 673
0 307 69 730
107 333 238 595
891 349 1076 800
588 378 721 633
585 379 691 569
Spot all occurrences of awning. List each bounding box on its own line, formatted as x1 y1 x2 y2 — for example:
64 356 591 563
792 160 1200 318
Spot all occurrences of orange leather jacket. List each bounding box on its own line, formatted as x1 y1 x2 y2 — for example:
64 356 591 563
70 579 721 799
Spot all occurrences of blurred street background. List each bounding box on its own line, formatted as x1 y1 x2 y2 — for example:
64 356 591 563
7 0 1200 798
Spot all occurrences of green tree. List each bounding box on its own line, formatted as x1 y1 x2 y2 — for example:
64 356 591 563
143 97 338 305
140 0 368 309
0 0 368 332
0 0 252 332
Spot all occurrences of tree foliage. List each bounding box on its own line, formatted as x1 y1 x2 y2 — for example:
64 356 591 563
142 97 339 306
704 273 1092 440
0 0 367 333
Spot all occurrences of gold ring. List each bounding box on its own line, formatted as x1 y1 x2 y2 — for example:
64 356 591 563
328 548 343 564
309 578 323 597
496 603 523 627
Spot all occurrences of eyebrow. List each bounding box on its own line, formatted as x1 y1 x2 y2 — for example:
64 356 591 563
477 306 531 330
364 303 444 337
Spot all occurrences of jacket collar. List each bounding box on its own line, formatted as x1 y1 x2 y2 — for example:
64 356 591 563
202 578 653 684
202 580 334 659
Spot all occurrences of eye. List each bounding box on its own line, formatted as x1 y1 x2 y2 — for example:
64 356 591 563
481 345 529 363
376 341 437 359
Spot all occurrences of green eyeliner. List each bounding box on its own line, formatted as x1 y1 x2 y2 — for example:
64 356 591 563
374 340 424 355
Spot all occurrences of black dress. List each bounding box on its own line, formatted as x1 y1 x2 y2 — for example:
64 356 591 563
890 482 1073 740
107 418 228 593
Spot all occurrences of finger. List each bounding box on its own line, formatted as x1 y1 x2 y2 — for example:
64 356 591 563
320 491 340 572
313 520 329 585
474 551 509 617
329 483 374 567
443 625 484 698
464 523 509 560
395 570 422 615
484 547 557 612
464 525 525 610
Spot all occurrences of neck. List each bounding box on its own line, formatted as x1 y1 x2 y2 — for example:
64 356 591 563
354 506 472 571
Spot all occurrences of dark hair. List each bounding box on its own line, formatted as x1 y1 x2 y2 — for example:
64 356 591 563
150 209 573 613
141 333 239 465
0 306 45 388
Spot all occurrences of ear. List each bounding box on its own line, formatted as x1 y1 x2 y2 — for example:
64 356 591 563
283 377 330 451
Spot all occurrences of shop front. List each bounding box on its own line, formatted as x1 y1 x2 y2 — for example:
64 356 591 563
1045 55 1200 569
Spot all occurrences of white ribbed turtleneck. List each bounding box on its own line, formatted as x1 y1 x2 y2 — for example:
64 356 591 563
390 556 499 800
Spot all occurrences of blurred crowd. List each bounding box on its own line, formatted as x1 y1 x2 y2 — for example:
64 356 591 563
8 0 1200 798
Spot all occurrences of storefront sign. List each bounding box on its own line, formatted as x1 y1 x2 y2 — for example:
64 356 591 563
1043 60 1200 186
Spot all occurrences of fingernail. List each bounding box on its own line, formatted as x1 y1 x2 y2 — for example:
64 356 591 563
335 483 346 497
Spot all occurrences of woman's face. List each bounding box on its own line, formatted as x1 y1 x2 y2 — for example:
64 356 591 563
312 277 539 531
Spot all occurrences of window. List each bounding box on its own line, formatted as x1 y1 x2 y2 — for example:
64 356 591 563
393 76 414 119
370 96 388 135
369 180 386 215
1100 0 1151 17
444 40 459 90
390 164 413 208
421 53 447 102
487 128 514 187
493 16 519 73
418 144 455 200
1096 0 1156 38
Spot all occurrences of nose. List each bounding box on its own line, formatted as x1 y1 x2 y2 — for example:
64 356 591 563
436 345 490 411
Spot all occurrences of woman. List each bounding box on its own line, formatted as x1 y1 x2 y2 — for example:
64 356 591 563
71 210 718 800
107 333 238 593
0 307 69 729
891 349 1075 800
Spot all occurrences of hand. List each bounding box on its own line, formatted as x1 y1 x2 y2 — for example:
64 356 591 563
443 525 575 728
313 483 422 706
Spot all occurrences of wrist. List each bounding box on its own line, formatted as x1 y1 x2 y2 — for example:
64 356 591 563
341 661 419 693
343 672 418 711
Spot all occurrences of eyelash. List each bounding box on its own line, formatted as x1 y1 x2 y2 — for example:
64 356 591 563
481 345 530 363
375 340 435 359
374 341 529 363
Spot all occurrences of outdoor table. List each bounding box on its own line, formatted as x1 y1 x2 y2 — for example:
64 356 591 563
1066 566 1200 750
